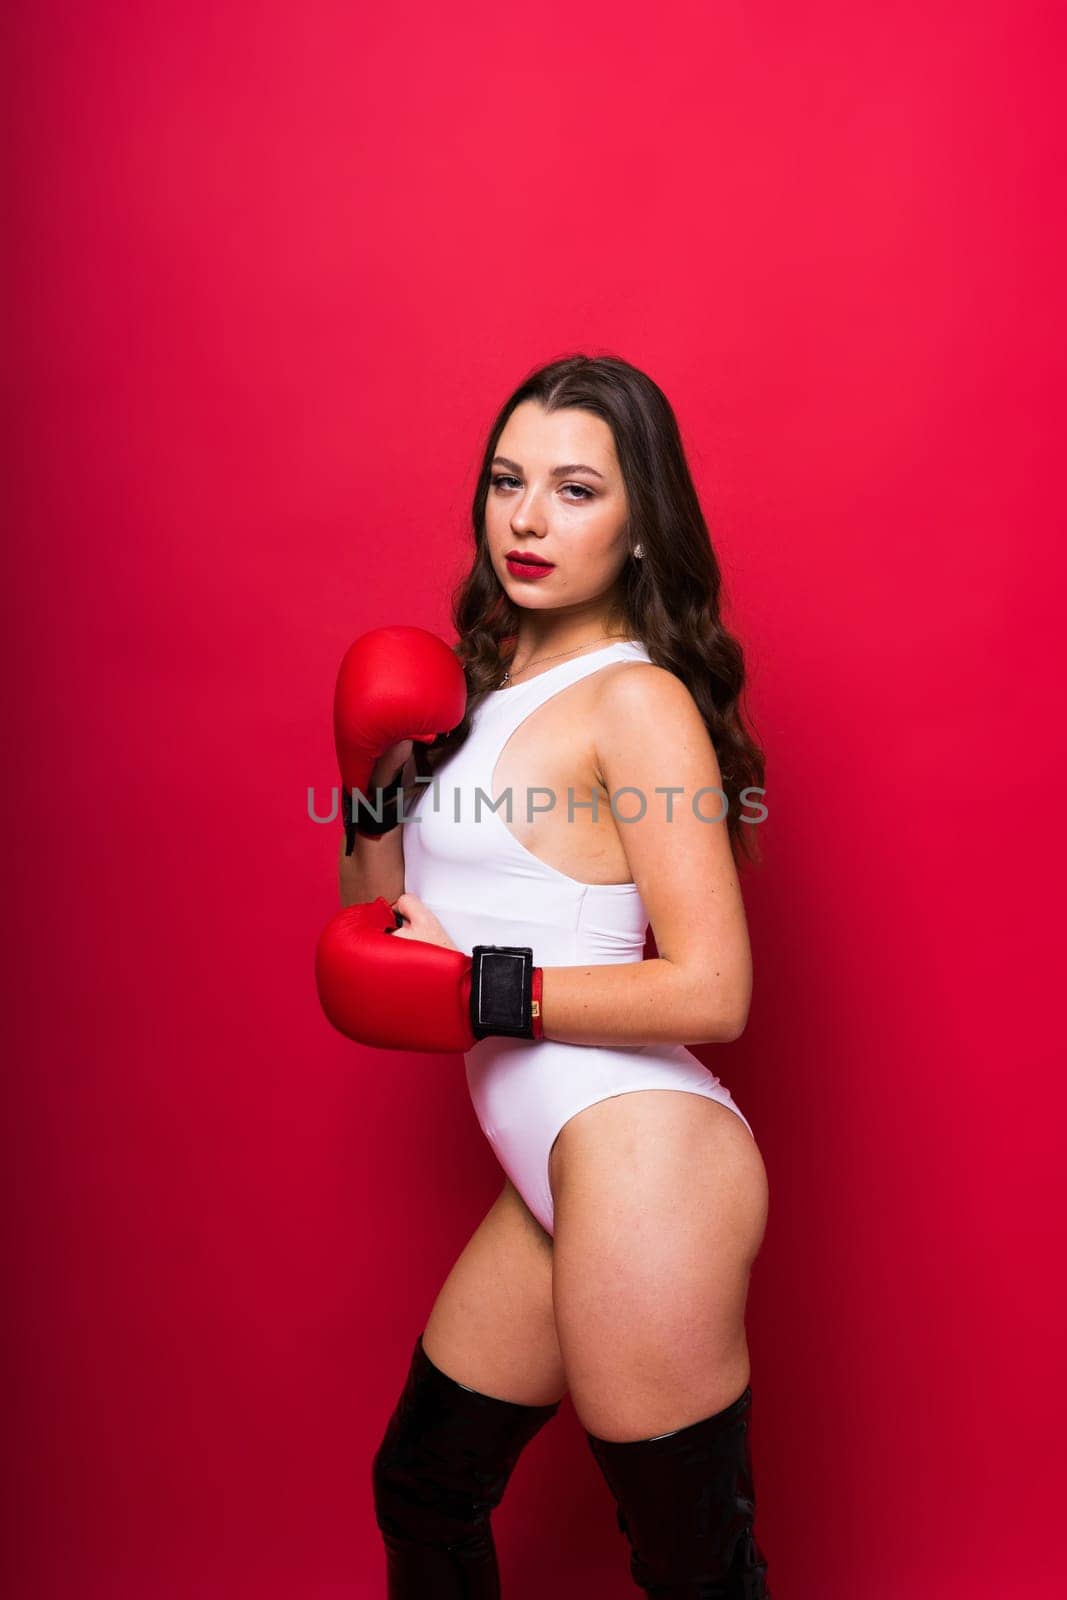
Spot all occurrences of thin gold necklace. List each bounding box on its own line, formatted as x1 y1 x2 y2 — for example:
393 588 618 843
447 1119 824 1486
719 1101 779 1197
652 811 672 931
497 633 629 689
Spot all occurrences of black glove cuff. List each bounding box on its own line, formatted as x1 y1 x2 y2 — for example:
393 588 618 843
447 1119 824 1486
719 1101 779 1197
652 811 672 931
469 945 535 1040
342 759 409 853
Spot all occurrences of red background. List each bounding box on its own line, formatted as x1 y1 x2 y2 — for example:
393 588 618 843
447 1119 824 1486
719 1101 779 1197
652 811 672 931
5 2 1064 1595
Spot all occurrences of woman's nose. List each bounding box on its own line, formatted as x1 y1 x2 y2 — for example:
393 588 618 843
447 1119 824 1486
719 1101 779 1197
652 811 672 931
511 501 548 533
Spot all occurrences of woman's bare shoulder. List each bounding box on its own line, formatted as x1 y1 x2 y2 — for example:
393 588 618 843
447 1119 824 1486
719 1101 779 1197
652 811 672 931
591 659 700 724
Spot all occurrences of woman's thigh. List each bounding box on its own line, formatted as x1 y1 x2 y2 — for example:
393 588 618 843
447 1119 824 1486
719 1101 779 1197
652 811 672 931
549 1089 770 1442
421 1177 569 1407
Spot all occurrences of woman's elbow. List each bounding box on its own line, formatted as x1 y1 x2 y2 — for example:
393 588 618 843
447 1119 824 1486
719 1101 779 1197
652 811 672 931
715 1006 749 1044
693 971 751 1044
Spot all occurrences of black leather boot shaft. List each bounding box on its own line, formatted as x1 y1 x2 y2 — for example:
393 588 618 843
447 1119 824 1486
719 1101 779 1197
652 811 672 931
586 1383 772 1598
372 1331 562 1598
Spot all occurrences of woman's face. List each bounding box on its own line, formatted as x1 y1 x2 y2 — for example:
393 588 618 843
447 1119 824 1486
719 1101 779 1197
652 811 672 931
484 401 631 615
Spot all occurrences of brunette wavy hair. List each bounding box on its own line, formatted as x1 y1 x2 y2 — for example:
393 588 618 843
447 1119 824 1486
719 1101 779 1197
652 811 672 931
409 353 766 868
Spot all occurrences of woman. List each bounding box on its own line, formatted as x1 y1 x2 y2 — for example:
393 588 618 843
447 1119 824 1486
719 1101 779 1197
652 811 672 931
338 354 773 1596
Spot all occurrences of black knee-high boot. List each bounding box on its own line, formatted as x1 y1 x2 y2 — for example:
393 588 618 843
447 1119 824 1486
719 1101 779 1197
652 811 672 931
371 1331 562 1598
585 1384 772 1598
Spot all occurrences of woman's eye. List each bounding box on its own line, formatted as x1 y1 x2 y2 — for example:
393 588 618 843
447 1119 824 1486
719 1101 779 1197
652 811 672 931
490 474 593 502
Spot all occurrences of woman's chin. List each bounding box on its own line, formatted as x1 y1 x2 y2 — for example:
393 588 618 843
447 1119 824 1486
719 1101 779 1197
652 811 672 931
502 582 555 607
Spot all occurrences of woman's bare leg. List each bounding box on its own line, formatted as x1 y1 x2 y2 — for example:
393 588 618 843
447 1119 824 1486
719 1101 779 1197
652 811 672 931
422 1177 568 1405
549 1091 767 1438
549 1090 773 1595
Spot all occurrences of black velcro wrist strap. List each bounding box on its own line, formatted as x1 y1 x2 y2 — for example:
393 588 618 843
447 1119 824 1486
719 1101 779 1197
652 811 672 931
469 946 535 1040
342 760 409 852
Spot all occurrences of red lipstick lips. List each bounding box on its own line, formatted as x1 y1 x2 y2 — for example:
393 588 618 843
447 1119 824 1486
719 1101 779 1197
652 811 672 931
505 549 555 580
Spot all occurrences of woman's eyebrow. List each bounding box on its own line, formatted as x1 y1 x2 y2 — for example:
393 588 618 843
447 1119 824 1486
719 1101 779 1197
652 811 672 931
492 455 606 481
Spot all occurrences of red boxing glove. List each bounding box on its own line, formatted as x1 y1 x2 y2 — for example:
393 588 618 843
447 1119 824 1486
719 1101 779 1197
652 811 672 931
334 627 467 838
315 898 544 1052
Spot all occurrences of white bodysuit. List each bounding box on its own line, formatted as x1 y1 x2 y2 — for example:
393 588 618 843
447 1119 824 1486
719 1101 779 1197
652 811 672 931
401 637 754 1237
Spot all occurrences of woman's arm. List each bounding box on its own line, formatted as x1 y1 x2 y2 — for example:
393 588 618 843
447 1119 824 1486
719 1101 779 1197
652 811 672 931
538 665 753 1047
338 742 412 909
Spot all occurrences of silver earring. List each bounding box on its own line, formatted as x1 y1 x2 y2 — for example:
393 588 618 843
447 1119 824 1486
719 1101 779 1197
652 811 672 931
632 543 644 560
